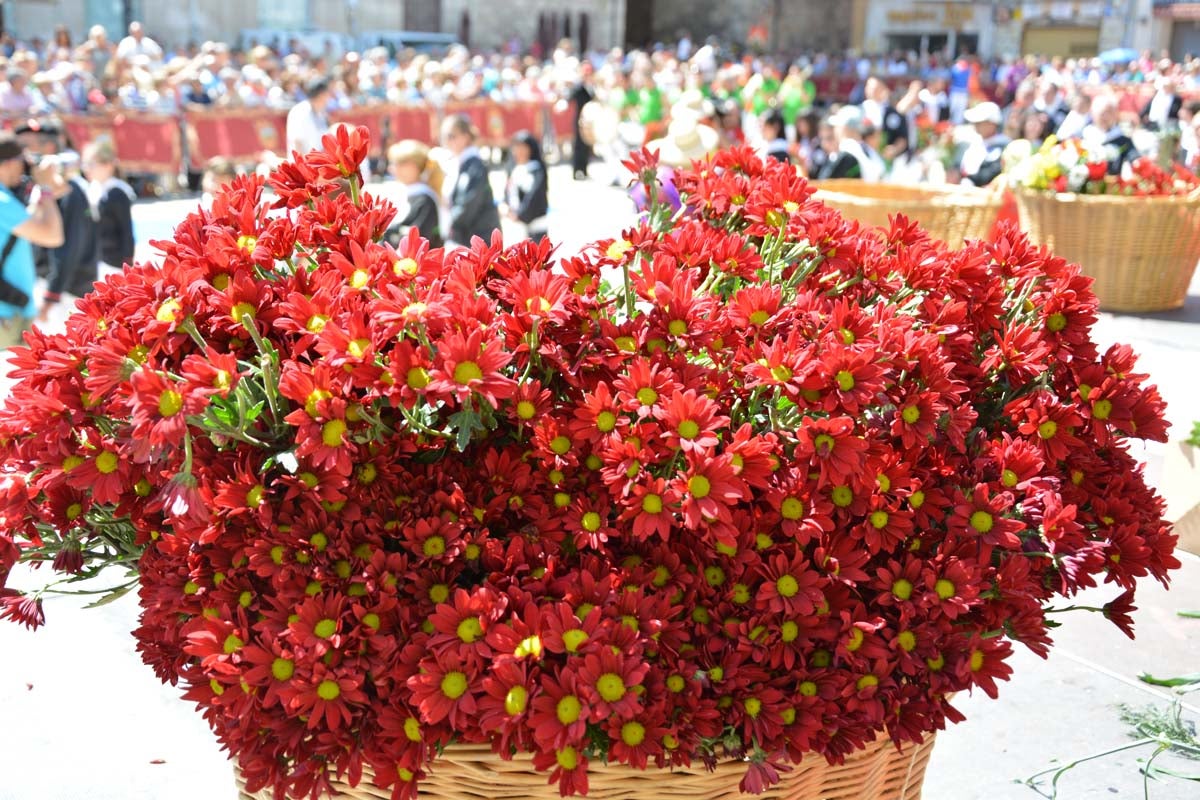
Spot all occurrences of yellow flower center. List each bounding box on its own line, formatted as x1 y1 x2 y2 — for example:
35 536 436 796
322 419 347 448
556 746 579 770
744 697 763 718
230 302 256 323
668 319 688 337
314 618 337 638
846 627 864 651
901 405 920 424
158 390 183 417
271 658 294 681
605 239 633 260
581 511 602 532
1046 312 1067 332
406 367 430 390
970 510 994 534
516 400 537 419
835 370 855 391
393 257 419 276
1093 399 1112 420
556 695 582 724
799 680 817 697
749 309 770 326
596 410 617 432
596 673 626 703
514 635 542 658
347 338 371 359
831 486 854 507
404 717 421 741
316 679 340 700
505 685 528 715
635 387 658 406
156 298 182 323
95 451 119 474
453 361 483 385
457 617 483 643
856 674 878 690
969 649 985 672
780 620 799 642
349 268 370 289
897 631 917 652
677 419 700 440
422 535 445 557
892 579 913 600
441 671 468 699
562 629 589 653
641 493 663 514
1038 420 1058 439
780 497 804 519
550 435 571 455
621 721 645 746
211 273 230 290
870 510 889 529
776 575 799 598
305 314 328 333
934 579 956 600
687 475 711 498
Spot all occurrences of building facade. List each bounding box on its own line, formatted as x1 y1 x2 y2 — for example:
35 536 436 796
1151 0 1200 59
4 0 626 54
858 1 1157 60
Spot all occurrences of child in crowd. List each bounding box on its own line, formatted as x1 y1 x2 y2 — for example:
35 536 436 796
81 141 135 273
502 129 549 243
385 139 445 250
760 109 791 164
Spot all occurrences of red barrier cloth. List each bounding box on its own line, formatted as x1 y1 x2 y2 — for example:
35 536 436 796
185 108 287 169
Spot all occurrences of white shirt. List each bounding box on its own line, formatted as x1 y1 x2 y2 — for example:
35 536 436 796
1148 91 1175 128
840 138 884 183
116 34 163 64
286 99 328 155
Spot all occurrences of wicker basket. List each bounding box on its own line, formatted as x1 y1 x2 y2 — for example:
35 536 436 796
1014 188 1200 312
234 733 936 800
813 180 1002 249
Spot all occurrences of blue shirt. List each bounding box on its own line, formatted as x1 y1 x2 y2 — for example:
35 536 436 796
0 187 35 319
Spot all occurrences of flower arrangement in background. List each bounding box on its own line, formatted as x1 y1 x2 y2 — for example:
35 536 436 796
0 130 1180 799
1010 135 1199 196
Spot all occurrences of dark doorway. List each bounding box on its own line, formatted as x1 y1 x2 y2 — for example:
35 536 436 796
625 0 654 49
404 0 442 32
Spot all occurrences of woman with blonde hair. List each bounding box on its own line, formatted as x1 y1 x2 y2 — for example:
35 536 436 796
385 139 446 249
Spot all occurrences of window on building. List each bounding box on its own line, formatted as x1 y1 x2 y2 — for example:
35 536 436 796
88 0 142 35
259 1 310 31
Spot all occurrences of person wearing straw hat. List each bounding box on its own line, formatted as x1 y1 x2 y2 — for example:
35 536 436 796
645 108 719 169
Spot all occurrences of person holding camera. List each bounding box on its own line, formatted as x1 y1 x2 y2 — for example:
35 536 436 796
0 133 64 348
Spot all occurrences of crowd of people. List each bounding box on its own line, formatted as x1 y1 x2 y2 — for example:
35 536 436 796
0 20 1197 188
5 19 1200 349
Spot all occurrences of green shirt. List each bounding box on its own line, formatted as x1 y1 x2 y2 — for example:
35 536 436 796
638 87 664 124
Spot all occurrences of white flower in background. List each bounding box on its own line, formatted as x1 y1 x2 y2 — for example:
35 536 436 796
1068 164 1091 192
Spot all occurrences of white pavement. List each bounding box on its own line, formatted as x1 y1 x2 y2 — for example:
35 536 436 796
1 166 1198 799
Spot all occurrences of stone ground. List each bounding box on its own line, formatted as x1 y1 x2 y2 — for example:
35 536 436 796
0 164 1198 799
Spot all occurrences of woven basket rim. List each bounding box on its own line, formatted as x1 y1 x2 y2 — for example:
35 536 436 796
814 180 1002 209
1013 186 1200 207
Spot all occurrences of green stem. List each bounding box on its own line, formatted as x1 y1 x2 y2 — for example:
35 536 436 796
1024 737 1158 799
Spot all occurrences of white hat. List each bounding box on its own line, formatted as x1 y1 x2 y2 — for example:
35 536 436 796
828 105 866 133
647 109 720 167
964 101 1003 125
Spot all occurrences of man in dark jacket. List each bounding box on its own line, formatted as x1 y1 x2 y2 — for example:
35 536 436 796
440 113 500 246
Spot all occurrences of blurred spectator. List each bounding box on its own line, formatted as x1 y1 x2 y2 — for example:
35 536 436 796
503 129 549 242
960 101 1008 187
81 141 135 272
116 22 163 66
440 113 500 244
286 78 333 155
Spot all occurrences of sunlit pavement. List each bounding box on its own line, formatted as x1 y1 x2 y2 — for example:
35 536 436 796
1 166 1198 799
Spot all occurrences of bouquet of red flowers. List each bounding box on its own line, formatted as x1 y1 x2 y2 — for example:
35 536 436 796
0 129 1179 799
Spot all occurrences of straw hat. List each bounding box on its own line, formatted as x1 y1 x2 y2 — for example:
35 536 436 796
646 109 719 167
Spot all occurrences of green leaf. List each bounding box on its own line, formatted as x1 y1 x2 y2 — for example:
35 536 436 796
1178 610 1200 619
447 408 485 452
1143 763 1200 781
244 401 265 424
83 582 135 609
1138 672 1200 688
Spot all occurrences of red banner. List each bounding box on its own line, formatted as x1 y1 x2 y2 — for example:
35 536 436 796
62 112 181 174
184 108 287 169
330 104 439 155
112 113 181 174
